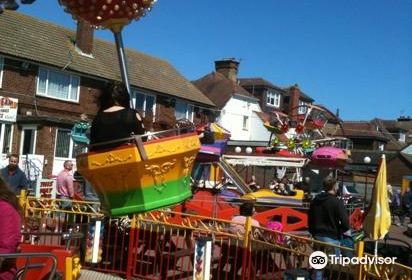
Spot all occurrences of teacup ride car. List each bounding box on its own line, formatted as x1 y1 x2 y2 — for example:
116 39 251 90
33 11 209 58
241 188 305 207
76 127 201 216
220 154 307 208
180 152 310 231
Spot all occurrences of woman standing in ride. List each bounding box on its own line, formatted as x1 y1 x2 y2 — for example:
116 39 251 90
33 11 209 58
90 81 146 151
0 178 22 280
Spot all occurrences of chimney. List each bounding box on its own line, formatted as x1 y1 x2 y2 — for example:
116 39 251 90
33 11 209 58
75 19 94 55
288 84 301 120
214 58 239 84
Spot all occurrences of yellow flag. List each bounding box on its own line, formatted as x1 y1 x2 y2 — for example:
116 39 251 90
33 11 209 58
363 154 391 240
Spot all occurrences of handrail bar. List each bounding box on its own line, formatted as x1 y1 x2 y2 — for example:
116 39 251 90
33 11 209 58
0 252 58 280
87 126 195 149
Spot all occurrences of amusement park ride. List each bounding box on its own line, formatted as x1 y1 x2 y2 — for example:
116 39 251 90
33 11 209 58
0 1 367 279
171 104 351 232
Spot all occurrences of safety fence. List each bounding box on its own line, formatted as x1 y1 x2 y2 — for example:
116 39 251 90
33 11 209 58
17 196 412 280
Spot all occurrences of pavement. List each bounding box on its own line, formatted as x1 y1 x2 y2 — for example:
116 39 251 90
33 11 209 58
79 269 124 279
384 219 412 246
362 217 412 267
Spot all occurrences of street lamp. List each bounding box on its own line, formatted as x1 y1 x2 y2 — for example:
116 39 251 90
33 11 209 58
363 156 371 205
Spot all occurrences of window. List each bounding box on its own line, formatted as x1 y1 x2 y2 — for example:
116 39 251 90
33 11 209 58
133 90 156 117
0 56 4 88
399 132 406 142
0 123 13 154
37 67 80 102
243 116 249 130
188 105 194 121
20 126 37 155
298 100 308 114
266 90 280 107
54 129 76 158
345 140 353 150
175 101 194 121
379 143 385 151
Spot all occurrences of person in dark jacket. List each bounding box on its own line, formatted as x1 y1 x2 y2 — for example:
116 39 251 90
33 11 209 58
0 154 28 195
309 176 350 249
398 186 412 226
309 176 350 280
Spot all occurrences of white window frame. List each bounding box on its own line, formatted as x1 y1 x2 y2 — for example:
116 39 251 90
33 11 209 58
399 132 406 142
345 140 353 150
187 104 194 121
132 90 156 119
298 100 308 114
242 116 249 130
19 125 37 155
36 66 80 102
266 90 280 107
54 128 75 160
174 100 194 121
0 122 13 155
0 56 4 88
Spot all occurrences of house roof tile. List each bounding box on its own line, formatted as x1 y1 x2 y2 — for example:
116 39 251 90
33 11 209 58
239 77 314 102
337 121 389 141
238 78 286 92
380 119 412 132
0 11 215 107
313 104 341 124
192 72 256 109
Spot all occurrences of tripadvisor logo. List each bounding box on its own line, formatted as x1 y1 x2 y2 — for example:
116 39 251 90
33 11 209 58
309 251 328 269
309 251 397 269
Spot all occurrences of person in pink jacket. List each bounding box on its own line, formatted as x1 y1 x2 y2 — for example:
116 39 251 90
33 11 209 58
0 178 22 280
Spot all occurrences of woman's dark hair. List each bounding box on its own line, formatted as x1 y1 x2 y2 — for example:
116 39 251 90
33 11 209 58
98 81 130 110
323 176 337 191
239 203 255 216
0 178 22 215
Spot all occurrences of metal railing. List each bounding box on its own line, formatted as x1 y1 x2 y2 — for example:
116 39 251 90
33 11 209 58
0 252 58 280
17 196 412 280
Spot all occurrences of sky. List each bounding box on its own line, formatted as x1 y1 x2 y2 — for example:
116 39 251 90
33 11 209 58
18 0 412 121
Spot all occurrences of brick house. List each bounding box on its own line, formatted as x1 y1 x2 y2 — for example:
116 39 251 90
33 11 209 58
238 78 314 116
339 121 389 151
193 58 271 147
373 117 412 151
0 11 214 176
337 120 412 187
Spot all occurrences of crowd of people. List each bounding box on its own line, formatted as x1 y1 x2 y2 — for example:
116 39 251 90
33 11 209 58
247 175 296 196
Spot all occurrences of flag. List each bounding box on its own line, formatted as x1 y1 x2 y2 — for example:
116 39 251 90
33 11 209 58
363 154 391 240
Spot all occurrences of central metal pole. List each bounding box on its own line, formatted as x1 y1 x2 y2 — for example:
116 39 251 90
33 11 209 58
364 171 368 208
114 31 134 109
